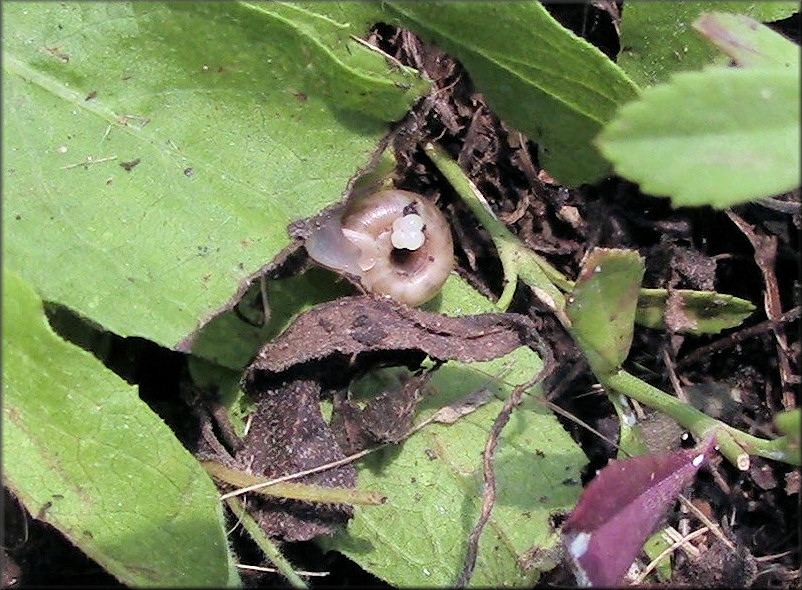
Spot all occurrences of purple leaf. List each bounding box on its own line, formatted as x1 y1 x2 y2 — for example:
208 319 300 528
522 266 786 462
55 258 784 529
562 437 716 586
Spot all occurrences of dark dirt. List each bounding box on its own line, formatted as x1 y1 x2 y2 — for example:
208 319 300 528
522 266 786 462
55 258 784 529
4 4 799 589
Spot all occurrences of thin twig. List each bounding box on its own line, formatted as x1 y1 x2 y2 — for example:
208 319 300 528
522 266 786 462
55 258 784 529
677 494 737 552
236 563 329 577
635 526 710 584
456 333 554 587
726 210 795 410
219 445 378 501
662 346 689 403
59 155 117 170
454 378 532 587
471 365 623 454
754 550 794 562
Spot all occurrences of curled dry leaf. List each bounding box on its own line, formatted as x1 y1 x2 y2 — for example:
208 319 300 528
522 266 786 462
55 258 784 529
237 378 358 541
246 294 538 376
331 371 431 454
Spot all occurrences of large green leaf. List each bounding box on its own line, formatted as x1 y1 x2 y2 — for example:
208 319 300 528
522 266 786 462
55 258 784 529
299 2 640 185
596 66 800 208
2 2 429 351
2 269 239 587
618 2 798 86
322 278 587 586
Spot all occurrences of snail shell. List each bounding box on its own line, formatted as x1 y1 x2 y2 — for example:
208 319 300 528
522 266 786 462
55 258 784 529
305 189 454 305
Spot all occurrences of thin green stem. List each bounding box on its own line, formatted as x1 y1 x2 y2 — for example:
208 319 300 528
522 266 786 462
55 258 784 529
423 142 565 312
606 392 650 458
605 370 798 467
224 496 309 589
531 253 574 292
204 461 385 505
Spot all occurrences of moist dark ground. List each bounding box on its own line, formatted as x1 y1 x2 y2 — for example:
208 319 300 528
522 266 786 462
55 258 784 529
3 4 800 588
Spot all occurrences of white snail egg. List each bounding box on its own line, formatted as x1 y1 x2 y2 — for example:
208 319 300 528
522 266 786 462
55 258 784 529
391 213 425 251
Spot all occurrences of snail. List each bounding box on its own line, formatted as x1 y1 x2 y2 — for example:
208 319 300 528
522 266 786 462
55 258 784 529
304 189 454 306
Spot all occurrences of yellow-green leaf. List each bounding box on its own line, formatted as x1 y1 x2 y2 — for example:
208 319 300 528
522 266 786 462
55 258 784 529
596 66 799 208
2 2 429 353
2 269 239 587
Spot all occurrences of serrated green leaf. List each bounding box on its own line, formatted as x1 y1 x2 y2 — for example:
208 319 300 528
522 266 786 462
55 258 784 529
596 66 800 208
2 2 429 352
636 289 755 335
618 2 798 86
566 249 645 376
375 1 639 186
693 12 801 69
2 269 238 587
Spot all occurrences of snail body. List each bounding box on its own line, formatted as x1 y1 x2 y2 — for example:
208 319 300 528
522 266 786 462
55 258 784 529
305 189 454 306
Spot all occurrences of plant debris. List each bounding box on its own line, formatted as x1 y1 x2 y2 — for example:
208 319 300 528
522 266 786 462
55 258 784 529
246 294 538 376
236 378 357 541
331 370 431 454
119 158 141 171
195 295 540 541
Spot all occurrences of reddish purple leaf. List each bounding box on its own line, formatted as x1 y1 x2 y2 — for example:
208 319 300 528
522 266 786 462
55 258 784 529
562 437 716 586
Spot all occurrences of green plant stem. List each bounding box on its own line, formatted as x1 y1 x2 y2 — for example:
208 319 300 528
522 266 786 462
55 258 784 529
426 142 755 335
609 370 799 465
426 141 800 468
423 142 567 314
606 392 650 459
224 496 309 589
204 461 386 505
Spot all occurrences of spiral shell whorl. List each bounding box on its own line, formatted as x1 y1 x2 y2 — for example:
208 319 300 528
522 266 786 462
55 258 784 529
304 189 454 305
